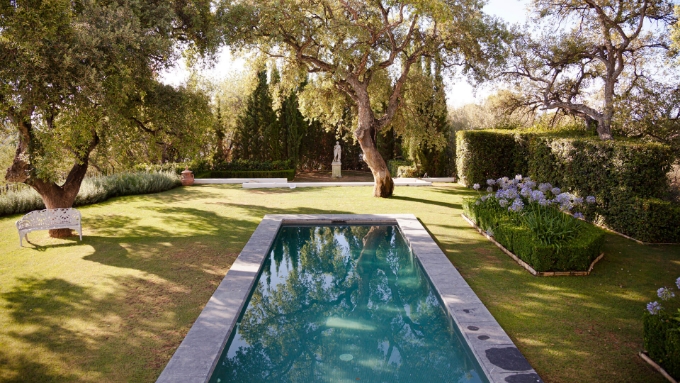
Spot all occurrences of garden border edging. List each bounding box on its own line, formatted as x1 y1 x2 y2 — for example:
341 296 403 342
461 213 604 276
639 351 679 383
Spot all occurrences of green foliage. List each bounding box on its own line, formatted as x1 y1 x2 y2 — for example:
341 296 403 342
213 159 292 171
397 165 419 178
457 129 678 242
455 130 529 186
195 170 295 181
0 0 216 208
519 204 582 248
505 0 677 139
528 137 677 242
606 196 680 243
644 312 680 377
233 71 279 162
0 171 179 217
387 160 412 178
463 197 605 272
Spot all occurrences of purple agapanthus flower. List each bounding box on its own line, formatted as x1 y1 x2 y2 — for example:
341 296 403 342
530 190 545 202
573 212 584 219
524 180 536 189
676 277 680 290
509 198 524 212
538 198 550 206
586 196 597 204
658 287 675 301
538 183 552 192
551 187 561 195
573 197 584 206
556 193 571 204
520 187 532 197
487 186 493 193
647 301 662 315
487 179 496 186
473 183 480 190
498 199 509 207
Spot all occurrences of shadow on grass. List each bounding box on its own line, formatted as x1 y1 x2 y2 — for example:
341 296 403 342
0 349 76 383
2 203 359 382
390 195 462 210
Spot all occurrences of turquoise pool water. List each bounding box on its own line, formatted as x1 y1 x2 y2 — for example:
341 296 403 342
209 225 488 383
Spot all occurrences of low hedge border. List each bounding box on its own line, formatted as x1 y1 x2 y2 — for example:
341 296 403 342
461 213 605 276
638 352 678 383
644 312 680 381
195 169 295 181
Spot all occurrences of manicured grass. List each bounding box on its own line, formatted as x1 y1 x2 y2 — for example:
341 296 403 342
0 184 678 382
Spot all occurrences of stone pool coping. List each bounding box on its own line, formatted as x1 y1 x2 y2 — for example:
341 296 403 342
156 214 543 383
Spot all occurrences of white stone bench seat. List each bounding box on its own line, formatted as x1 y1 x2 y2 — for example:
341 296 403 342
16 208 83 246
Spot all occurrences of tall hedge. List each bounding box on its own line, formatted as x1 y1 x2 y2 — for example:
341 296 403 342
455 130 529 186
456 130 678 243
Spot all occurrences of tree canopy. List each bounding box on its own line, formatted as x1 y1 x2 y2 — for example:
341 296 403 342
504 0 677 140
0 0 217 226
218 0 508 196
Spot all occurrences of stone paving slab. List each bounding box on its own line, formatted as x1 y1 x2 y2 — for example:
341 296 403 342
193 178 288 184
242 179 432 188
156 214 542 383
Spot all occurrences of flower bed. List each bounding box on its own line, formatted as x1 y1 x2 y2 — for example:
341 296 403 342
644 279 680 380
463 175 605 273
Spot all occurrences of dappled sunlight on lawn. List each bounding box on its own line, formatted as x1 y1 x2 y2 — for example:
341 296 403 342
0 183 677 383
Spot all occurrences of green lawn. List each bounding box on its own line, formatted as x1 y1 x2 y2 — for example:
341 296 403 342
0 184 678 383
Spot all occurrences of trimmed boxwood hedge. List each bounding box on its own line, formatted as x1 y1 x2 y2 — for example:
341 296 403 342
455 130 529 186
463 200 605 272
644 312 680 379
195 169 295 180
456 130 679 243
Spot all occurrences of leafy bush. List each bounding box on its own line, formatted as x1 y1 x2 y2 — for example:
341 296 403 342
212 159 293 171
455 130 529 186
196 169 295 181
397 165 419 178
463 175 605 272
133 159 210 175
0 171 179 217
456 129 678 242
643 278 680 378
387 160 412 177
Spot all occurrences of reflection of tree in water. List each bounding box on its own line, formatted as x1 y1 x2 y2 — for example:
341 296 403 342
210 226 483 383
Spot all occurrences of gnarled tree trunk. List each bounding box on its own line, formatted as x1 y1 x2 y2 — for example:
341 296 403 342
354 101 394 198
6 116 98 238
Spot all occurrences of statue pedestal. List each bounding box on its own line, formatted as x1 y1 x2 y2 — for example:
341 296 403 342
332 162 342 178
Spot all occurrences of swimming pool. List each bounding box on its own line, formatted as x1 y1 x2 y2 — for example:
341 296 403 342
156 215 542 383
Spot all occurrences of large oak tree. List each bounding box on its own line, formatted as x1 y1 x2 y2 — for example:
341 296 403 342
0 0 216 236
504 0 677 140
218 0 507 197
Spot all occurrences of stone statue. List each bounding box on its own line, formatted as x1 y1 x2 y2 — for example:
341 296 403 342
333 141 341 163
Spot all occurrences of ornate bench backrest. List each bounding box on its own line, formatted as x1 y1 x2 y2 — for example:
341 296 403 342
17 208 81 230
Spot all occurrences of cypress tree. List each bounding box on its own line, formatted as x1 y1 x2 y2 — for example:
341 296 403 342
233 70 277 161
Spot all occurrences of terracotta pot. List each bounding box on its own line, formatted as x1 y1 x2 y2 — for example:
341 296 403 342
180 167 194 186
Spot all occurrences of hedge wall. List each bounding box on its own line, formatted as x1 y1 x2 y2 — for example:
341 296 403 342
455 130 528 186
456 130 678 243
195 169 295 181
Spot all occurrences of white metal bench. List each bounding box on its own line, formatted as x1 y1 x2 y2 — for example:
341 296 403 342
16 208 83 246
